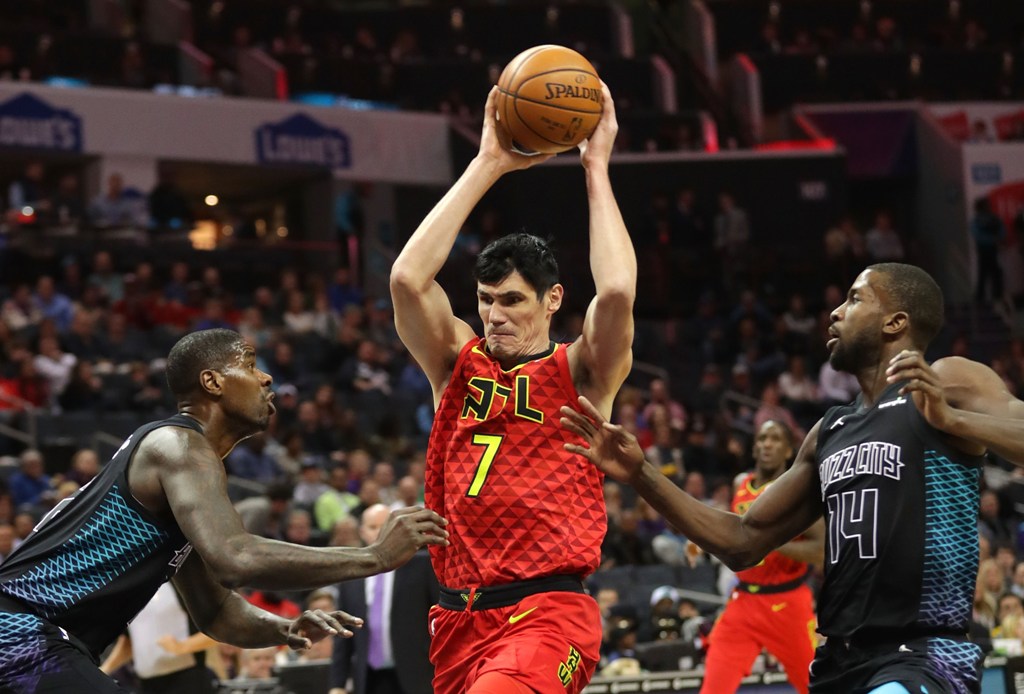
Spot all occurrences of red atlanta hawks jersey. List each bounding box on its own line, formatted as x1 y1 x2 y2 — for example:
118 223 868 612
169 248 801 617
425 338 606 587
732 473 808 586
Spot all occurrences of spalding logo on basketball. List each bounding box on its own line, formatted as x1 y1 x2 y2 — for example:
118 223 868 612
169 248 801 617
495 45 603 155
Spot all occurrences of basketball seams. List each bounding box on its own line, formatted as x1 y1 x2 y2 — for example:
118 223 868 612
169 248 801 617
494 45 602 154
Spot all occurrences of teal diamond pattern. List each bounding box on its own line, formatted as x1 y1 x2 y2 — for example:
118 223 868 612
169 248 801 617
2 486 167 617
919 452 979 629
927 637 982 694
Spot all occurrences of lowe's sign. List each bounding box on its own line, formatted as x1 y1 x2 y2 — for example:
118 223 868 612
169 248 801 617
255 113 351 169
0 93 83 152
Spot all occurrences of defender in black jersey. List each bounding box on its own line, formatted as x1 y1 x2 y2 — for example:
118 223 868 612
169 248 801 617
0 329 449 693
561 264 1024 694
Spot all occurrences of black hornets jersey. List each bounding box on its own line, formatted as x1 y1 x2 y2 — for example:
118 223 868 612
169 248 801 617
815 382 984 640
0 415 196 657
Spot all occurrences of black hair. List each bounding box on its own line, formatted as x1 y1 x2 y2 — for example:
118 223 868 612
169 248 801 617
868 263 944 348
760 419 795 447
165 328 245 399
473 232 559 299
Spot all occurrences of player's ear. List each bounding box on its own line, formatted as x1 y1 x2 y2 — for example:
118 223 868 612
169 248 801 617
547 283 564 313
883 310 909 338
199 368 223 396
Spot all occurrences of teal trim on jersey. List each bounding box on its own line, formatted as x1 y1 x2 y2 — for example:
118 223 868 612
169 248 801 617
919 451 979 629
866 684 914 694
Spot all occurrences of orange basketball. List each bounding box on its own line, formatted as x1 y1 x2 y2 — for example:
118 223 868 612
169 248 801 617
495 45 603 155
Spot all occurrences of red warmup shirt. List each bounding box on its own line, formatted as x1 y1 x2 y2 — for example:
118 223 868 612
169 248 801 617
732 472 807 587
425 338 606 588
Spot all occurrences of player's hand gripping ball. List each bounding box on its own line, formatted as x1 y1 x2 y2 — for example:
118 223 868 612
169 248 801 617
495 44 603 155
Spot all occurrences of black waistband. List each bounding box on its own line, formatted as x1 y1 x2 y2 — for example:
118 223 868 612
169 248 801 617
438 574 585 611
832 627 968 651
735 573 808 595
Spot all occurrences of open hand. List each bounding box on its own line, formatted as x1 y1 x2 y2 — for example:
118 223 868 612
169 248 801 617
886 350 957 432
371 506 449 571
479 86 554 172
578 82 617 170
286 609 363 650
560 395 645 483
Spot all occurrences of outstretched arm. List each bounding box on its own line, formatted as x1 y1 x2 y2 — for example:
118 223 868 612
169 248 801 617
560 396 822 571
390 87 551 391
572 85 636 414
148 427 447 590
887 352 1024 463
172 551 362 650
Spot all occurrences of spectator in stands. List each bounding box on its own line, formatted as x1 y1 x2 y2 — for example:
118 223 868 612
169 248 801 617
297 400 338 455
89 173 146 229
1011 563 1024 599
314 464 359 533
294 457 331 508
237 646 280 680
129 362 167 414
0 523 14 563
235 481 294 540
33 335 76 407
818 358 860 406
976 558 1005 630
0 43 26 81
283 508 314 546
865 210 905 262
980 489 1017 547
148 171 193 230
238 306 272 351
391 475 420 510
753 21 782 55
163 262 190 305
226 433 281 484
713 192 751 282
970 197 1007 307
33 276 73 333
267 341 304 390
643 586 683 643
2 284 42 334
58 360 105 411
65 448 100 487
6 161 49 227
49 173 86 228
283 290 316 334
873 16 904 51
643 378 686 433
87 250 125 303
9 449 52 508
603 508 656 567
328 267 364 315
371 462 397 508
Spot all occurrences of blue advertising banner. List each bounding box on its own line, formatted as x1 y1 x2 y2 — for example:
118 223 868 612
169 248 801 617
255 113 351 169
0 92 83 152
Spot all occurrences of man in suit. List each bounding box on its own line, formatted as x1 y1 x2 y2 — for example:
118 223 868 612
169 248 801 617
330 503 439 694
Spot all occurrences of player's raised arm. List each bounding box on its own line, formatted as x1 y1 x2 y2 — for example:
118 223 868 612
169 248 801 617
390 87 551 391
561 397 822 570
887 351 1024 464
572 85 636 412
146 427 447 590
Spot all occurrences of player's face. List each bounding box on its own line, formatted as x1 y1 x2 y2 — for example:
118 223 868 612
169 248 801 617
753 422 792 473
219 345 275 431
827 270 885 373
477 270 561 362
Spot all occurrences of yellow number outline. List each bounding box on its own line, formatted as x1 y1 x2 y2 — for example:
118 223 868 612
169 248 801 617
467 433 504 497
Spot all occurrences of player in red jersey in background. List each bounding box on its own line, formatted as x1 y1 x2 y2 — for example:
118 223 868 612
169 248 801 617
389 84 635 694
700 420 825 694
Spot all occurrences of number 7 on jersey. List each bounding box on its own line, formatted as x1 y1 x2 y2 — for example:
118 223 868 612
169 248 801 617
467 433 504 497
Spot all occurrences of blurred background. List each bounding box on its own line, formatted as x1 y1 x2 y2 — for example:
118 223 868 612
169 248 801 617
2 1 1024 692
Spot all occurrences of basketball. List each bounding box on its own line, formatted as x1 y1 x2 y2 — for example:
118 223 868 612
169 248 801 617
495 45 603 155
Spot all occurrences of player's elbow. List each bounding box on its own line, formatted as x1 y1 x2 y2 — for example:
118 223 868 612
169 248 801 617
206 539 258 589
723 549 766 572
389 263 428 297
596 283 636 307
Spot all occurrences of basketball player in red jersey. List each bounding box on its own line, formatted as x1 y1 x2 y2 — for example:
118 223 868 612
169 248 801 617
700 420 824 694
390 83 635 694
